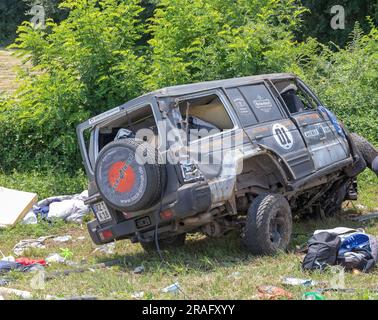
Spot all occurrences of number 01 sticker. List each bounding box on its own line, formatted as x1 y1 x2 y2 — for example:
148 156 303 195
272 123 293 150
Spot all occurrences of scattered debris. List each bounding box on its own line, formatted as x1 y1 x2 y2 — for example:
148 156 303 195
0 294 4 300
45 294 97 300
161 282 180 294
45 258 123 280
281 277 317 287
303 292 326 300
319 287 378 294
0 260 44 273
0 250 15 262
93 242 115 255
30 269 46 290
61 295 98 300
0 187 37 228
0 278 10 286
64 260 80 267
53 235 72 243
133 265 145 274
227 271 241 279
0 287 32 299
131 291 144 299
349 212 378 222
257 285 293 300
22 190 89 225
294 244 308 254
46 253 66 264
15 258 46 266
313 227 360 236
355 204 367 210
13 236 53 256
352 268 362 275
77 236 86 241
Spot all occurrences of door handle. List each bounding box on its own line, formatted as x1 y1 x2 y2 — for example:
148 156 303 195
255 134 264 140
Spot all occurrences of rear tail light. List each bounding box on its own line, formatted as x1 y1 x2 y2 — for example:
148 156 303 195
99 229 113 241
160 209 174 220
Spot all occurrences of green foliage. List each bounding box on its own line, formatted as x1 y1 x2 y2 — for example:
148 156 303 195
297 23 378 145
0 169 87 199
146 0 308 89
0 0 377 176
1 0 146 172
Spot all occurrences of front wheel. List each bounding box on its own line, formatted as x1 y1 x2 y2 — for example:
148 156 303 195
241 194 292 255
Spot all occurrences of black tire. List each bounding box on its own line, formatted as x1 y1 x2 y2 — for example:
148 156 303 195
241 193 292 255
350 133 378 170
95 139 166 212
140 233 186 252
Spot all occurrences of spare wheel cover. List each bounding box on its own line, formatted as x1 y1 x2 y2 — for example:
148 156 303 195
96 144 148 210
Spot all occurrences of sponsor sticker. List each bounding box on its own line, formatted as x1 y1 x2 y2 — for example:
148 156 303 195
253 95 273 113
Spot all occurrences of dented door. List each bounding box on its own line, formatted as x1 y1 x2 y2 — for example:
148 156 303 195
291 110 350 170
225 83 315 180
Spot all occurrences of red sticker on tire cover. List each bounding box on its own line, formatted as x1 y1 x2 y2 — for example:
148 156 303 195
108 161 136 193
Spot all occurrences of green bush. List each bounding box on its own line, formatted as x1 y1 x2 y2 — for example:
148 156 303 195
146 0 308 89
0 0 376 176
1 0 146 172
297 23 378 145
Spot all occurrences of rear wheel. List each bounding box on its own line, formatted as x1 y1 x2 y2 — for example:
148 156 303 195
241 194 292 255
140 233 186 252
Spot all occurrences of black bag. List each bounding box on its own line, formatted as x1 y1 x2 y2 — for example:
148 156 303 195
302 232 341 271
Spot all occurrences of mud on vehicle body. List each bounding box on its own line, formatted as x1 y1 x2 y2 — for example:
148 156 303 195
77 73 374 254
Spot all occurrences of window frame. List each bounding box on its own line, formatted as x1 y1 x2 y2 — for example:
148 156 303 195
165 89 240 145
224 80 288 126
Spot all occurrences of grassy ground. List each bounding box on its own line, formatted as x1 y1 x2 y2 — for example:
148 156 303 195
0 171 377 300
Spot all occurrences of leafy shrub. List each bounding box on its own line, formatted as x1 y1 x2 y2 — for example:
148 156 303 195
146 0 308 89
1 0 146 172
297 23 378 145
0 0 376 176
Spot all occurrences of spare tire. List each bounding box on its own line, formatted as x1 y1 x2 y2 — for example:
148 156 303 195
95 139 166 212
350 133 378 170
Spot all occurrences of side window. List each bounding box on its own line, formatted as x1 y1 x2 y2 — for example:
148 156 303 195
226 84 283 126
175 94 234 142
226 88 258 126
275 80 318 114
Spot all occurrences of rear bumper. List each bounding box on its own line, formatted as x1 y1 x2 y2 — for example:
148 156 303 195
87 181 212 244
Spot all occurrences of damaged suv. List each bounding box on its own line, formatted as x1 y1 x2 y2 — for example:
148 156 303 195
77 73 375 254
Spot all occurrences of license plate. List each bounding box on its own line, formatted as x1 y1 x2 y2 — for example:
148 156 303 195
93 202 112 223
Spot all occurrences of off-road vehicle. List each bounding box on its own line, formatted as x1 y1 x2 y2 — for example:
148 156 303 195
77 73 376 254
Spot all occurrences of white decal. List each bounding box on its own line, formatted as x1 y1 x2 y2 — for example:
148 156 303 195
272 123 293 150
233 98 250 114
304 128 320 138
253 95 272 113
